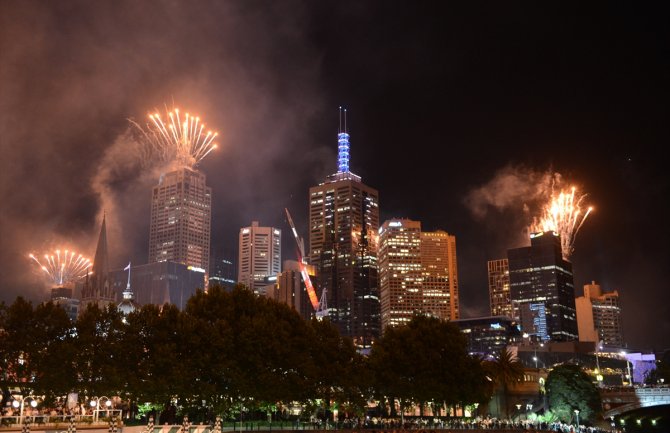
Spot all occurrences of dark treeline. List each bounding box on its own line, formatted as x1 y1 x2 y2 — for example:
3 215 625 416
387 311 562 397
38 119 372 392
0 285 495 423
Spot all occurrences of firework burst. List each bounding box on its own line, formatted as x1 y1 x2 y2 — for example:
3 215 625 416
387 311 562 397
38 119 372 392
29 249 92 286
531 185 593 259
132 106 219 168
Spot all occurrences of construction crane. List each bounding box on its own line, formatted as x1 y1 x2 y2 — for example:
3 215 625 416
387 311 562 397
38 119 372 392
284 208 328 319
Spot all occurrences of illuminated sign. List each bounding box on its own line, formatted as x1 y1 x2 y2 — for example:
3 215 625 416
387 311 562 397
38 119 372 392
389 221 402 227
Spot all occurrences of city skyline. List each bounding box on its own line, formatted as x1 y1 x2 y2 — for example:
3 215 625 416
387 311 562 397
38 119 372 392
0 1 667 350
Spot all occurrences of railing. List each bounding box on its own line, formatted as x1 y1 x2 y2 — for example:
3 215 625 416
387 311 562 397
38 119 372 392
0 412 122 428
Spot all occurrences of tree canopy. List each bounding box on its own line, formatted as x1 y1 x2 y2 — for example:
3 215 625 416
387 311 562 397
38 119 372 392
546 364 601 424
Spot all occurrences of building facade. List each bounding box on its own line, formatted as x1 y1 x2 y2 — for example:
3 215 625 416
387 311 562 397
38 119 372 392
576 281 624 348
209 248 237 290
508 231 578 342
238 221 281 296
50 287 80 322
421 230 459 320
453 316 521 356
308 114 380 347
378 219 460 331
268 260 313 320
109 261 205 310
488 258 516 319
148 168 212 275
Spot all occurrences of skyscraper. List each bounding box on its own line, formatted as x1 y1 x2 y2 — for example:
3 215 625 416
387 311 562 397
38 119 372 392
421 230 459 320
378 219 459 331
148 167 212 275
238 221 281 296
488 258 515 319
576 281 624 348
508 231 578 342
80 215 116 314
379 219 422 329
308 109 380 347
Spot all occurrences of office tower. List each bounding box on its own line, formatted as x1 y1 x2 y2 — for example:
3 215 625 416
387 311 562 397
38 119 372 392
80 216 116 314
379 219 422 330
308 110 380 347
508 231 578 342
378 219 460 331
576 281 624 348
453 316 521 356
148 168 212 275
109 262 205 310
272 260 313 320
488 258 515 319
50 287 79 322
238 221 281 296
421 230 459 320
209 248 237 290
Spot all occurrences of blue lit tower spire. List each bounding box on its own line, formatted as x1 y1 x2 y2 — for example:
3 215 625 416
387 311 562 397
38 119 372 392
337 106 350 173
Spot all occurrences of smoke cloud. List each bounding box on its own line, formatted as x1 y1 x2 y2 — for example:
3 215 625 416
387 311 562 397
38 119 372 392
0 0 333 301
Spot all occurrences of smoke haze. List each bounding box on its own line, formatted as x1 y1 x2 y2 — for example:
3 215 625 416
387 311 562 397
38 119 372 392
0 0 331 298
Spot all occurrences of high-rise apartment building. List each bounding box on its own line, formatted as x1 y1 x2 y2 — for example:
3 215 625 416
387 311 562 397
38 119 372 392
488 258 515 319
576 281 624 348
508 231 578 342
148 168 212 274
238 221 281 296
308 111 380 347
378 219 460 331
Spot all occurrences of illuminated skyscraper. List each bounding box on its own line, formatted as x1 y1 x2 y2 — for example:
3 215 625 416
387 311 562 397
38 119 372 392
508 231 578 342
148 168 212 274
238 221 281 296
378 219 460 331
308 108 380 347
379 219 422 329
576 281 624 347
421 230 459 320
488 258 515 319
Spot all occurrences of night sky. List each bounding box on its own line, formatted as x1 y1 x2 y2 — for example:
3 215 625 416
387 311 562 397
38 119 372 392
1 1 668 350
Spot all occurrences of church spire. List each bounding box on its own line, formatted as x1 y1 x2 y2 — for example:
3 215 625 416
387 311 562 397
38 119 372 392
92 213 109 278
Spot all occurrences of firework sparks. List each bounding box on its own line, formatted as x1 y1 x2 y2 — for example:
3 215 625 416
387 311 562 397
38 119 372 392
531 186 593 259
29 249 92 286
132 106 219 168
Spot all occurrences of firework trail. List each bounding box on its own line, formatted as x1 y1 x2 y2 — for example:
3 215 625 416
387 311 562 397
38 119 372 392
29 249 92 286
531 185 593 259
131 106 219 168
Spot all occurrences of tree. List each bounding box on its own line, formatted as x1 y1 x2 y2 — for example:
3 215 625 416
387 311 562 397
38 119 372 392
369 315 485 418
546 364 601 424
483 348 524 419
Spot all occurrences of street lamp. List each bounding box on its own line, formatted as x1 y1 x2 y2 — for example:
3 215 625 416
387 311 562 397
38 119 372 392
573 409 580 431
89 396 113 422
11 395 39 425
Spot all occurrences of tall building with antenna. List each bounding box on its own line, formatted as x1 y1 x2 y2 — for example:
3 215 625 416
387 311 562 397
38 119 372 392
148 167 212 276
308 108 380 348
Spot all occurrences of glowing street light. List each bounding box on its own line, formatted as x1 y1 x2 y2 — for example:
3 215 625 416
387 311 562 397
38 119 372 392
11 395 39 425
89 396 113 422
574 409 580 430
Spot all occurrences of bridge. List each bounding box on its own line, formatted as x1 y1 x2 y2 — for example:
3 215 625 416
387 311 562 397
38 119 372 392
601 386 670 418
